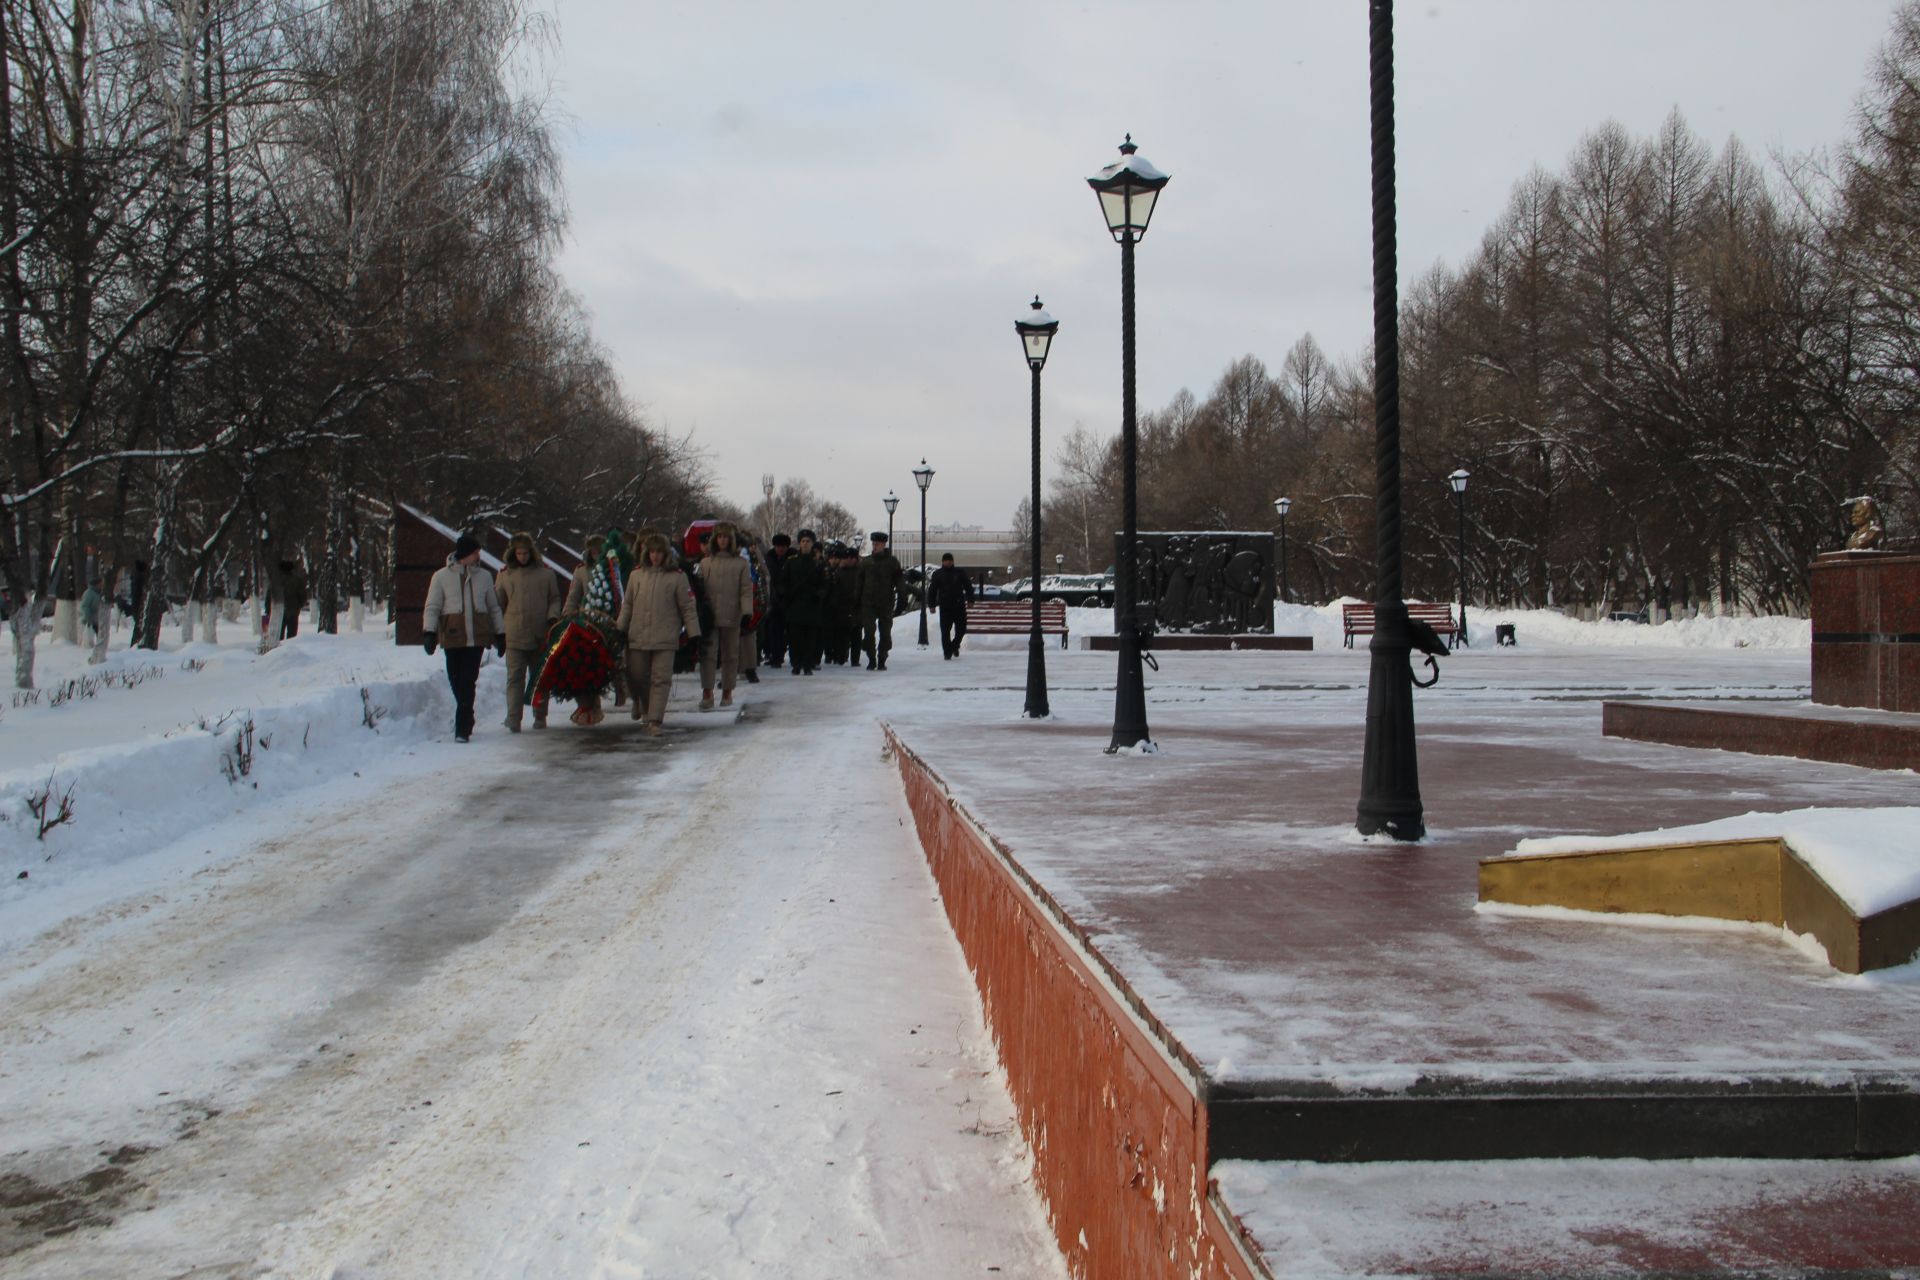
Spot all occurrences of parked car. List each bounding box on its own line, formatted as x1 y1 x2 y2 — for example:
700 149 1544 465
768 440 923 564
1008 573 1113 608
1607 608 1649 624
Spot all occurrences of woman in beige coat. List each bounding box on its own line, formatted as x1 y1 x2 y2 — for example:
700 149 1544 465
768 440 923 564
617 533 700 735
696 521 756 710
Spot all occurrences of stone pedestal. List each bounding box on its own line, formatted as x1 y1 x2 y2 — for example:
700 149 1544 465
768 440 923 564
1810 550 1920 712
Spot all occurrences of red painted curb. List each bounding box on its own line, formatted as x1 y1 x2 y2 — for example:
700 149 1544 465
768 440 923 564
886 725 1266 1280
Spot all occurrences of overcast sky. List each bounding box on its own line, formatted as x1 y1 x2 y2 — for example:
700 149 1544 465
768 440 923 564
542 0 1903 531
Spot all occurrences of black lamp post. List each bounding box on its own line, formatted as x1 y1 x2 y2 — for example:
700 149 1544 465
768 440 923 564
883 490 899 547
1088 135 1169 754
1055 552 1065 574
1355 0 1431 840
913 459 934 647
1448 469 1469 646
1016 297 1059 718
1274 496 1291 604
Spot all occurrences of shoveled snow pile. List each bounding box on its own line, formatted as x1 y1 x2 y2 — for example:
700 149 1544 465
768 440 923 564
1063 600 1809 651
0 628 465 905
1507 807 1920 917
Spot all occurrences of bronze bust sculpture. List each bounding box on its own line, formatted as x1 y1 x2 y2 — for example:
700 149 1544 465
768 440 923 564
1845 496 1884 551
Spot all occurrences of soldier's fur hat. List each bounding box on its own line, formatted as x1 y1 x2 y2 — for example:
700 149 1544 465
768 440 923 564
870 530 889 543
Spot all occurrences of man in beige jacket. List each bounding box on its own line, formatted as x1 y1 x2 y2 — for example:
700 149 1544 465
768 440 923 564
497 531 561 731
617 534 700 735
695 522 755 710
422 533 506 743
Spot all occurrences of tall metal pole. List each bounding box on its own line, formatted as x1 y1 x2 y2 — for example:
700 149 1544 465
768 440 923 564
1025 361 1050 717
887 509 895 545
1355 0 1424 839
1108 232 1150 752
1279 510 1290 604
917 489 930 647
1455 486 1469 646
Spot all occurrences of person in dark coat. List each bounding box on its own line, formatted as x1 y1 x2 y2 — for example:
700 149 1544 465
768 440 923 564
927 553 975 659
776 530 825 675
760 533 791 669
280 560 308 638
857 531 905 671
822 544 857 665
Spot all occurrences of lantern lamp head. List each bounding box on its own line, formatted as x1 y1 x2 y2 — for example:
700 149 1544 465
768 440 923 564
1087 135 1170 243
1015 296 1060 370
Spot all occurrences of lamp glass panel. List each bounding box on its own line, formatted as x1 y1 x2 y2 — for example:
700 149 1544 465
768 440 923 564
1126 185 1159 234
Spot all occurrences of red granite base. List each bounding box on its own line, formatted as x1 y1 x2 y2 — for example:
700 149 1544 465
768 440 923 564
1601 700 1920 771
1810 550 1920 711
886 726 1265 1280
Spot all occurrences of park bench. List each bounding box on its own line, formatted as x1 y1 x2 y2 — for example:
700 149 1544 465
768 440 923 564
964 599 1069 648
1342 601 1460 649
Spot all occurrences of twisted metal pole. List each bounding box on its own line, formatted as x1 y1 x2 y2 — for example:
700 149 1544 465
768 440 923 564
1024 361 1050 716
1355 0 1425 839
1108 231 1150 751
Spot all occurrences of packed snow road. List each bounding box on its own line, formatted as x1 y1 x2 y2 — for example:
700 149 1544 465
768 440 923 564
0 673 1066 1278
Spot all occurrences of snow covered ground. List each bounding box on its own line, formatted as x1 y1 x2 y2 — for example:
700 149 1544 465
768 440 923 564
1 619 1067 1277
1 603 1904 1276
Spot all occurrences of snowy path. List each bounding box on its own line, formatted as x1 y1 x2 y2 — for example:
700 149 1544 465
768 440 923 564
0 674 1065 1277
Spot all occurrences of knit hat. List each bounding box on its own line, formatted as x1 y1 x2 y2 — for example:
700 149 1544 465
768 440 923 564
454 533 481 560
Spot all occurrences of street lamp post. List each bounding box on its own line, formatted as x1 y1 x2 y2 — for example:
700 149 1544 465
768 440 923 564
1274 496 1291 605
1055 553 1065 574
1449 469 1470 647
913 460 934 647
1355 0 1432 840
883 490 899 548
1088 135 1169 754
1016 297 1060 718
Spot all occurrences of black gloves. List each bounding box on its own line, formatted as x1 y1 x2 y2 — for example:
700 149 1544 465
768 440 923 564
423 631 438 656
741 614 753 630
494 634 507 656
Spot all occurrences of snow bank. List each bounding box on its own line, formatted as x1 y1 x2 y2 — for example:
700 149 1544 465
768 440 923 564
1511 807 1920 917
0 628 470 909
1462 607 1809 650
1063 600 1806 650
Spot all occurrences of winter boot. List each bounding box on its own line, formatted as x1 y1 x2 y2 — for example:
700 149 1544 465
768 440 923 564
700 690 715 712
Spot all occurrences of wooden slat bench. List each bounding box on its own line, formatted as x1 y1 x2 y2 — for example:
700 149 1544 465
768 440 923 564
1342 601 1460 649
964 599 1069 648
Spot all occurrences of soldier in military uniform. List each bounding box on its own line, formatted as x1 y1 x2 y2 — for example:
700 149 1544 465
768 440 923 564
857 530 905 671
822 543 858 665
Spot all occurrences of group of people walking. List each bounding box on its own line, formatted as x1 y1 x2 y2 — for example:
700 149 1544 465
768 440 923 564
421 520 964 742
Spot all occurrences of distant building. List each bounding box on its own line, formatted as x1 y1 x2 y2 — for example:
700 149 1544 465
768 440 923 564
901 523 1022 580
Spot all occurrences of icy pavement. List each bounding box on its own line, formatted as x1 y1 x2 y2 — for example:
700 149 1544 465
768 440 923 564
0 630 1066 1278
880 641 1920 1083
1215 1155 1920 1276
